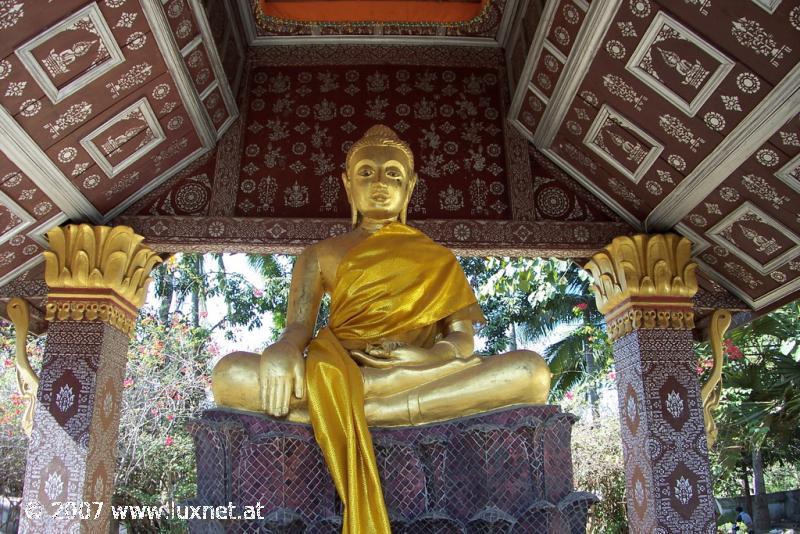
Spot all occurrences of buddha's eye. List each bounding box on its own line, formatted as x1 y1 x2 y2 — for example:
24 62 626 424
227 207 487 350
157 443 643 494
386 168 403 180
358 167 374 177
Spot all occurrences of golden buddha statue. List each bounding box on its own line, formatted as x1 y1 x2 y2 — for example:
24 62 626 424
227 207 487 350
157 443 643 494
212 125 551 533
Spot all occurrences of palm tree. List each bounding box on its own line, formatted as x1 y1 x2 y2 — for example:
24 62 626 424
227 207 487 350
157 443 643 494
517 261 612 407
461 257 612 406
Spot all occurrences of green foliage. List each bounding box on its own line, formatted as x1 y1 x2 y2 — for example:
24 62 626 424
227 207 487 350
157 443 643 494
460 256 613 401
152 254 292 341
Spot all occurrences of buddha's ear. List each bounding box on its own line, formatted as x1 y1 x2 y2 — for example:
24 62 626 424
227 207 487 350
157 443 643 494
341 171 351 193
343 171 358 228
401 172 418 225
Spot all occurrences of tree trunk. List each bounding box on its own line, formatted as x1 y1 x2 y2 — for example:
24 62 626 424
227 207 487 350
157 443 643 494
509 322 518 351
742 462 753 518
158 267 174 324
190 255 202 327
583 341 599 419
752 446 770 531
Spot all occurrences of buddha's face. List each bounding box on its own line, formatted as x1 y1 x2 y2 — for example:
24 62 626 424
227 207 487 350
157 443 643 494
344 145 416 220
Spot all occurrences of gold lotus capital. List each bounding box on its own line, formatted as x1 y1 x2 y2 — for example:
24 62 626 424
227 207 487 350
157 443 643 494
43 224 161 334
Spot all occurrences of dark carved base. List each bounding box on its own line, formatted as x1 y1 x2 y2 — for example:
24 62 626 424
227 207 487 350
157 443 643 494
187 406 596 533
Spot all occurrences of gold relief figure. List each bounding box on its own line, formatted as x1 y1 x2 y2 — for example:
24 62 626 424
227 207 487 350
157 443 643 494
211 125 551 533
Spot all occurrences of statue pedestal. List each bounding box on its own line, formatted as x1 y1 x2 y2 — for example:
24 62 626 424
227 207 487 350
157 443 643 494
187 406 596 533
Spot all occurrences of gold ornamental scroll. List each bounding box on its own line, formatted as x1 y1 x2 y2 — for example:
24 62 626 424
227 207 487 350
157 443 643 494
701 309 732 449
43 224 162 335
6 298 38 436
584 234 698 341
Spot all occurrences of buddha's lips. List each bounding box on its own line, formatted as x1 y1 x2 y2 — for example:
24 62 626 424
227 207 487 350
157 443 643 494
369 188 390 201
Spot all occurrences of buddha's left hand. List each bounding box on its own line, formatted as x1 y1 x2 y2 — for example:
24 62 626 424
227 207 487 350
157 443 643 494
350 343 453 368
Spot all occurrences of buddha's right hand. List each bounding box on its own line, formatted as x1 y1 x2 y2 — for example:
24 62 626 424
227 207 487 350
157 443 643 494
259 341 305 417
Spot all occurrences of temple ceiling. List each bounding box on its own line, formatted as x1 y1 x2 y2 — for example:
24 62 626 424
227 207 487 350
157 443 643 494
0 0 798 322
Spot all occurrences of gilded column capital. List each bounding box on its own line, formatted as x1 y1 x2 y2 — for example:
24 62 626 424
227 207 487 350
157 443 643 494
584 234 698 341
43 224 162 335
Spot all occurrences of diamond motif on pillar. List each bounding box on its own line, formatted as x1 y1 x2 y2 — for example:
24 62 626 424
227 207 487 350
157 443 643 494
20 224 160 533
585 234 716 533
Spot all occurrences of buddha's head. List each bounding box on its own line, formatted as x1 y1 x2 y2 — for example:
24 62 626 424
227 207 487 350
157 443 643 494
343 125 418 227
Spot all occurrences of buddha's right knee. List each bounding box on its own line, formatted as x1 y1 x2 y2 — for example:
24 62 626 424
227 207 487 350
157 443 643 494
211 351 261 411
504 350 552 404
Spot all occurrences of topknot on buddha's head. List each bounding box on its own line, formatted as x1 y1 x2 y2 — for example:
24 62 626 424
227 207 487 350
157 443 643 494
345 124 414 174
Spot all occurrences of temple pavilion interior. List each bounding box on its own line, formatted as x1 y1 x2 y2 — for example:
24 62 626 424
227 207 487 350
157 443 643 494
2 0 799 331
1 0 799 532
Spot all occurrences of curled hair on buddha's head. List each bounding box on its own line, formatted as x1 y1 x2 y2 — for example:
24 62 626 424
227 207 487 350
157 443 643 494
345 124 414 173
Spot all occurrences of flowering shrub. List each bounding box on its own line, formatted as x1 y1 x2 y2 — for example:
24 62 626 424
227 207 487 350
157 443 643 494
113 309 214 531
572 412 628 533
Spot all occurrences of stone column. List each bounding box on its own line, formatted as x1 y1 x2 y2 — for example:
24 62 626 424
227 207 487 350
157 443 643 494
585 234 716 533
20 224 161 533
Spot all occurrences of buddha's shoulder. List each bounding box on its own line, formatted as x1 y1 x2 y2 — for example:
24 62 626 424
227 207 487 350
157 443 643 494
301 230 365 259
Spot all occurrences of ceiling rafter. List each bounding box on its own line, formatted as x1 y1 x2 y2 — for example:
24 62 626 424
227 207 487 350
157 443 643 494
530 0 621 148
141 0 216 149
646 63 800 230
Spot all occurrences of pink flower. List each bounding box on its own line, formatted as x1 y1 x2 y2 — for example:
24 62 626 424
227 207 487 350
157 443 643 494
565 391 575 400
696 366 705 376
123 378 134 388
150 408 159 416
253 288 264 298
576 303 588 310
724 339 744 361
607 371 617 381
3 358 13 368
200 311 208 319
166 414 175 421
165 436 174 446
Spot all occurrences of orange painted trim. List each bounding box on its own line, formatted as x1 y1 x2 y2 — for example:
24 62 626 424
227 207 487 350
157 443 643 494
259 0 487 23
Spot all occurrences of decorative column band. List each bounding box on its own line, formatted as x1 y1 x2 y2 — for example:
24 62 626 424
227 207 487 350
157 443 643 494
43 224 162 335
584 234 698 341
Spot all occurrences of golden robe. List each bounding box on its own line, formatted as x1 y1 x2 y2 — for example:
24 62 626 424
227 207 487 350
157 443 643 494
305 222 483 534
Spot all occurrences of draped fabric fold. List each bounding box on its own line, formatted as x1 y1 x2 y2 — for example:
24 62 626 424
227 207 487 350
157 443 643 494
305 222 483 533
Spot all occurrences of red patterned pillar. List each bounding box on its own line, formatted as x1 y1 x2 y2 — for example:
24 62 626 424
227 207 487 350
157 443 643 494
585 234 716 533
19 225 160 533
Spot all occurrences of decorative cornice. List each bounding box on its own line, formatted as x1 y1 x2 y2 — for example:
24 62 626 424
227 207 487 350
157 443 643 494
584 234 699 340
42 225 161 334
603 307 695 342
44 299 140 336
111 215 633 257
247 43 505 68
